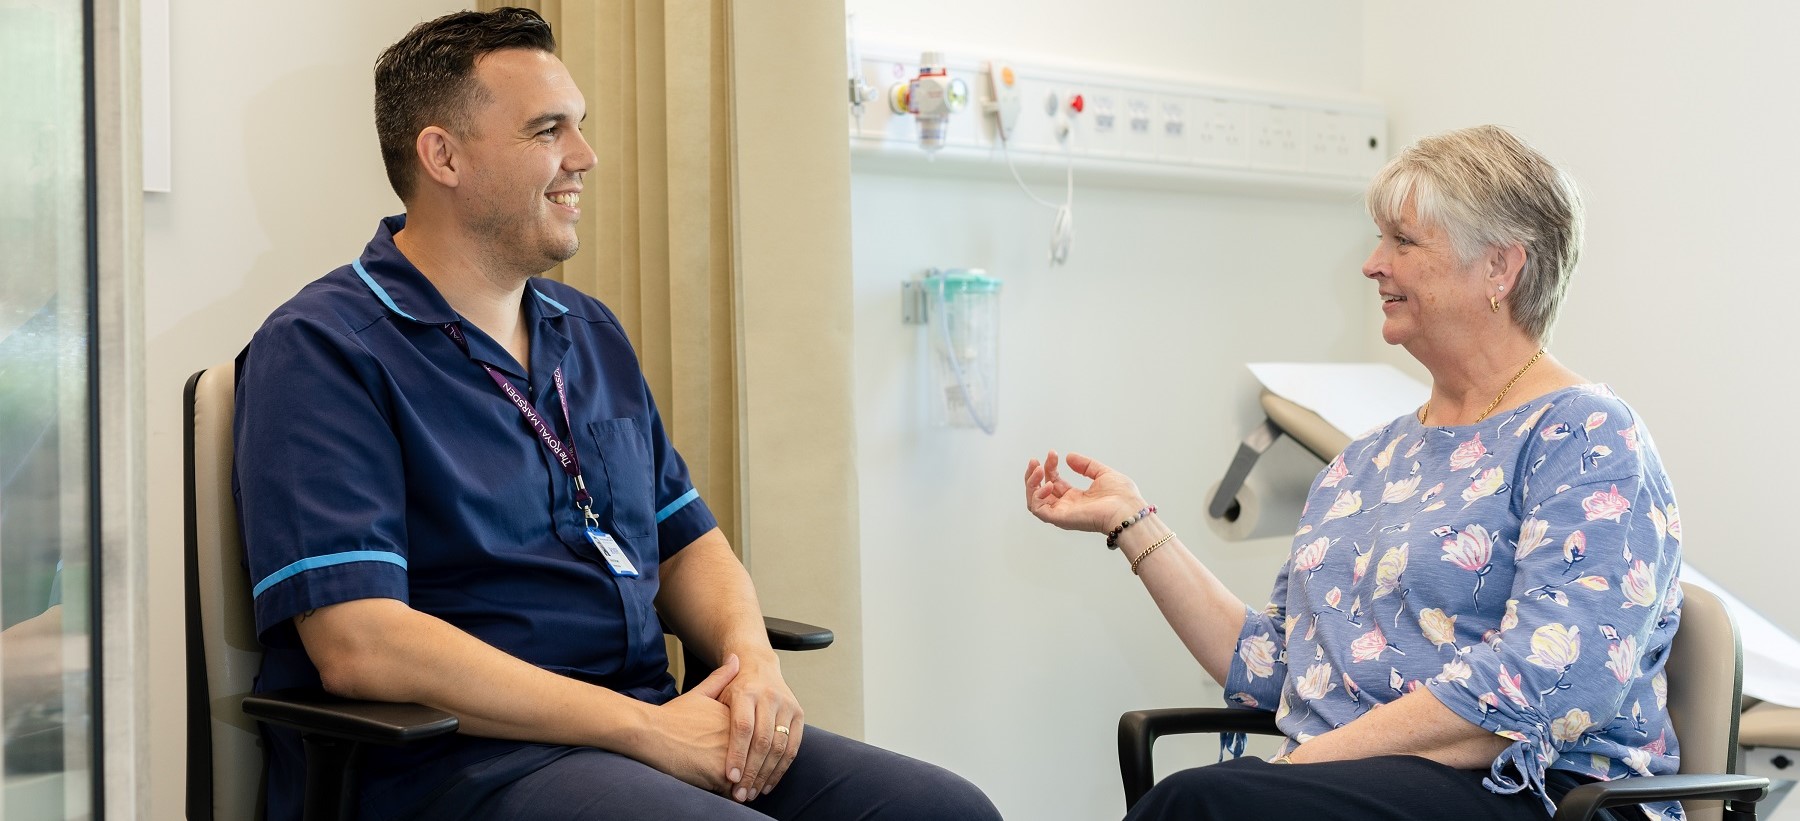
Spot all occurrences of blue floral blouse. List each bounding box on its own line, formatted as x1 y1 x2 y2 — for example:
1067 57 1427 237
1225 385 1684 820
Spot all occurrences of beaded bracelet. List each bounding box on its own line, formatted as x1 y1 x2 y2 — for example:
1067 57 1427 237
1105 505 1156 549
1131 531 1177 575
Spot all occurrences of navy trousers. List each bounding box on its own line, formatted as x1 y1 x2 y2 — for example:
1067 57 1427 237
405 727 1001 821
1124 755 1630 821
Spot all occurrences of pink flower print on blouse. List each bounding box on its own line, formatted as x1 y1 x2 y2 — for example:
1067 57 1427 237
1580 444 1614 474
1382 475 1423 505
1461 468 1506 507
1527 623 1582 696
1372 543 1408 600
1647 504 1681 542
1297 663 1338 700
1551 708 1597 744
1621 560 1659 609
1449 433 1489 470
1497 664 1532 709
1294 537 1332 575
1352 545 1373 585
1620 424 1641 452
1514 517 1551 560
1418 607 1459 649
1562 530 1587 569
1418 482 1447 514
1239 633 1278 679
1606 635 1641 683
1435 657 1473 685
1441 524 1496 602
1350 626 1405 662
1373 435 1405 472
1582 485 1631 522
1513 404 1552 437
1324 490 1363 522
1321 455 1349 488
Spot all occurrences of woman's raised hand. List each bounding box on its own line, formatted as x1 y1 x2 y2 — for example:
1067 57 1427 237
1023 451 1148 533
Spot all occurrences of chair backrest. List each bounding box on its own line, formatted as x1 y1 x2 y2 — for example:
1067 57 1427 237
185 361 266 821
1666 581 1744 821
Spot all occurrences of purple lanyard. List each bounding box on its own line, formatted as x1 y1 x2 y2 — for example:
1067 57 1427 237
440 323 598 526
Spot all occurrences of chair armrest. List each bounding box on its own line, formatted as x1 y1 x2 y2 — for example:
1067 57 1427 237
764 616 833 652
243 689 459 747
1552 774 1770 821
1119 708 1280 810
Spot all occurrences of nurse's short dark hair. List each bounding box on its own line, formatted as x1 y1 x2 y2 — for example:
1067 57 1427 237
374 7 556 203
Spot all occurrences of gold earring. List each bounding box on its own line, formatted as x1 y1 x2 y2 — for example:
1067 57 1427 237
1491 294 1501 313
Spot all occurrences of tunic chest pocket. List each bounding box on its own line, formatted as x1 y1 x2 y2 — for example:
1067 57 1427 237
590 418 655 540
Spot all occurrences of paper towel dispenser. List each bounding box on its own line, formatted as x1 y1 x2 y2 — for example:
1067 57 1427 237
1208 390 1349 523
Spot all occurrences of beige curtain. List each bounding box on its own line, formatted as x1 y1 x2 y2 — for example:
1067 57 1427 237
485 0 740 550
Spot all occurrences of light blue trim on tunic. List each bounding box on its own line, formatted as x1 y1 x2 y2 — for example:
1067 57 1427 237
531 288 571 314
353 259 419 321
253 550 409 598
656 488 700 523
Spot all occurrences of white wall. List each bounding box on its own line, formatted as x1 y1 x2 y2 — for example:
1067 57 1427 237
141 3 460 818
1362 2 1800 638
845 2 1374 818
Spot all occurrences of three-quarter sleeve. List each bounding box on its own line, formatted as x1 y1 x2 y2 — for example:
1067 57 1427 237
1225 559 1293 712
1424 396 1682 814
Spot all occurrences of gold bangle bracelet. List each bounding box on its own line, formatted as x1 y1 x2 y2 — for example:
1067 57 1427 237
1131 531 1176 575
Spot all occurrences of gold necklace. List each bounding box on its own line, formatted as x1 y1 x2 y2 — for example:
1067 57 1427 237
1418 348 1546 425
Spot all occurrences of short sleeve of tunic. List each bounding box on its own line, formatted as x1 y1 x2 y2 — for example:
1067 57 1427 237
235 312 411 646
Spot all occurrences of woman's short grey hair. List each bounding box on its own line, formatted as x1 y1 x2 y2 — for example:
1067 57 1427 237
1366 125 1584 342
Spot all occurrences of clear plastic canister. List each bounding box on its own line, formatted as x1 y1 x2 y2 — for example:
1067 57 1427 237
924 269 1001 433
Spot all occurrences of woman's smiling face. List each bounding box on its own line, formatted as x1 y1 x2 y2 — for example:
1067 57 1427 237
1362 201 1490 351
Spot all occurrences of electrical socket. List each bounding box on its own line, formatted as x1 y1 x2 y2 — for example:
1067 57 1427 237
1304 109 1356 176
1249 104 1304 172
1155 94 1190 164
1191 97 1249 168
1303 110 1388 177
1081 87 1123 157
1118 92 1156 159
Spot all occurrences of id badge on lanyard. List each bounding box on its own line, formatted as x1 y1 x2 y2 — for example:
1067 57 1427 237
586 528 638 577
441 322 639 577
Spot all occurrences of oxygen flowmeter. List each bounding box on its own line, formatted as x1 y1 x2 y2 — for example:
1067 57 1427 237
888 51 969 152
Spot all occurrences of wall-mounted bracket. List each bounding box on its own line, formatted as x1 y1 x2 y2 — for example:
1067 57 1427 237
901 272 938 325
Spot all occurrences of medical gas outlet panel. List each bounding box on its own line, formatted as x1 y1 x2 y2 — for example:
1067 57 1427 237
850 42 1389 191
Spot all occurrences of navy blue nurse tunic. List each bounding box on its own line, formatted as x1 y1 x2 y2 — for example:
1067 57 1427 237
234 215 717 821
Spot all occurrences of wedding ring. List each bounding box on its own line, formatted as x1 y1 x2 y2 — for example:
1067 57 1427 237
774 725 791 735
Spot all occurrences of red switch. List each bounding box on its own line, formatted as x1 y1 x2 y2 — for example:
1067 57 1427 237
1069 94 1085 114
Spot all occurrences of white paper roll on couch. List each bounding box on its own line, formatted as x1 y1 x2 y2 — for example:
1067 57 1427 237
1203 476 1298 542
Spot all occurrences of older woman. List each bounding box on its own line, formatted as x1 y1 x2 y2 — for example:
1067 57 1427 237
1025 126 1682 821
